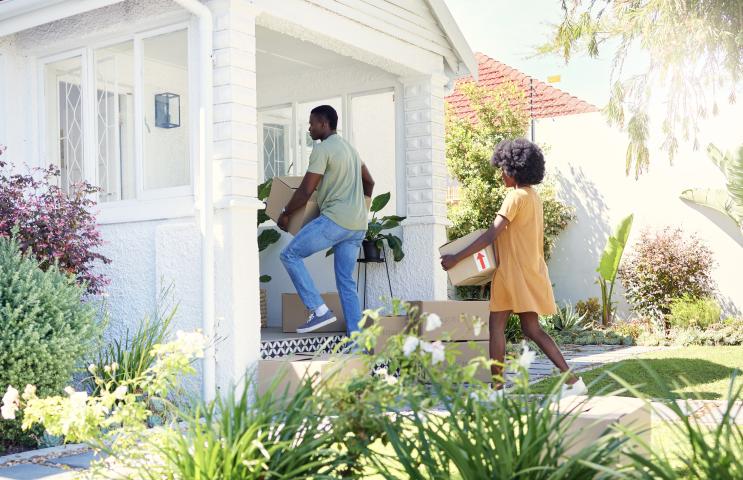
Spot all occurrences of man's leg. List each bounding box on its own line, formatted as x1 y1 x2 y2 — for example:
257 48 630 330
333 231 365 336
280 216 338 312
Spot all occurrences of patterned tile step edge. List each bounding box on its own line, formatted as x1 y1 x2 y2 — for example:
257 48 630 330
261 334 346 359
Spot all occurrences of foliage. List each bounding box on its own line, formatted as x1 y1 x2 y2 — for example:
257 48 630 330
681 143 743 233
575 297 602 325
541 1 743 177
258 178 282 283
542 302 591 334
0 147 109 294
554 329 634 347
0 235 99 450
85 291 175 397
667 295 721 330
365 192 406 262
619 227 716 321
445 83 574 262
609 318 650 341
596 214 634 325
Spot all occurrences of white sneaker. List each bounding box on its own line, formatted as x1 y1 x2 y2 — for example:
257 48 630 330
559 377 587 399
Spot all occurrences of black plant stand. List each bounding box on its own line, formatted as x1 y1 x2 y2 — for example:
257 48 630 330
356 245 394 310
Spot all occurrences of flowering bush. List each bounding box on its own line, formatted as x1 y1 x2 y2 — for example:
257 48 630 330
0 147 109 294
0 235 99 451
667 296 721 329
619 227 715 321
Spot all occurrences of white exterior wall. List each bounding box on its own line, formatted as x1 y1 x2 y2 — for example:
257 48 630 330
539 109 743 317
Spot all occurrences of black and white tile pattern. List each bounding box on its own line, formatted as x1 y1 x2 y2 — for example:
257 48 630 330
260 333 346 359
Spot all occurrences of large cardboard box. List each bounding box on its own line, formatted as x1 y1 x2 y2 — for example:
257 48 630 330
409 301 490 341
556 395 651 459
257 354 366 396
439 229 498 286
265 176 371 236
282 292 347 333
265 176 320 236
360 315 410 352
446 340 493 382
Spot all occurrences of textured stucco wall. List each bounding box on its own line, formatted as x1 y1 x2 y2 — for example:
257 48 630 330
539 109 743 317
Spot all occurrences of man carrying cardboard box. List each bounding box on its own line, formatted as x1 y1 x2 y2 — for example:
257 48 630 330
277 105 375 336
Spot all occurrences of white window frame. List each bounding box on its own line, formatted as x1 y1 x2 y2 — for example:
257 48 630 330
37 21 196 224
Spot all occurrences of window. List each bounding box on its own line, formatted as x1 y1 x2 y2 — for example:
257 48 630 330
41 26 191 203
95 41 134 202
44 55 84 193
258 105 292 181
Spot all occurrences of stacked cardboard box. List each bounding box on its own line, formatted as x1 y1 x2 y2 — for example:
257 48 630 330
282 292 346 333
555 395 651 462
257 353 366 396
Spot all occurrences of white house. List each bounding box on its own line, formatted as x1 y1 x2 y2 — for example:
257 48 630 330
0 0 476 397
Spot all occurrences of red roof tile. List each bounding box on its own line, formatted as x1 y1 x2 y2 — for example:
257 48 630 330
446 52 598 121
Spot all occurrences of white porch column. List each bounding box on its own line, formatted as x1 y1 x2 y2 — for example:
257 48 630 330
209 0 261 393
398 75 450 301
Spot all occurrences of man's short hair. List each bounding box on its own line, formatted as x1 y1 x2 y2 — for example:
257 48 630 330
311 105 338 130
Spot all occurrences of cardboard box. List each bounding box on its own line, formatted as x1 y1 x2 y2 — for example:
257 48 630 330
265 176 320 236
360 315 410 352
446 340 493 383
555 395 651 459
282 292 347 333
439 229 498 286
265 176 371 236
257 354 366 396
409 301 490 341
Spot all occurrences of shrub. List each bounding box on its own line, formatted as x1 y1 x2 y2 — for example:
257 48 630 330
609 318 650 340
667 296 721 329
0 235 99 450
542 302 590 334
575 297 602 325
619 227 715 320
0 149 109 294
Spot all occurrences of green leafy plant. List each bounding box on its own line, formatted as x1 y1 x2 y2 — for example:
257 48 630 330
681 144 743 234
575 297 602 325
0 235 100 451
365 192 406 262
544 302 591 334
85 291 175 397
667 296 722 330
258 178 281 283
597 214 634 326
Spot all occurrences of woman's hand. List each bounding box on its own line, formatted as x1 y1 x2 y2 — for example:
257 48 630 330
440 254 459 271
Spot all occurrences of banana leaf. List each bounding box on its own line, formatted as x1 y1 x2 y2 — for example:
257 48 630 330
597 214 634 283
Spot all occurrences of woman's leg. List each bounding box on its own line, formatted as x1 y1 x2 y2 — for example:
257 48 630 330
518 312 578 384
489 311 511 387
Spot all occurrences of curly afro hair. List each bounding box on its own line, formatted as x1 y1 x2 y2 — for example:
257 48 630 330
490 138 545 185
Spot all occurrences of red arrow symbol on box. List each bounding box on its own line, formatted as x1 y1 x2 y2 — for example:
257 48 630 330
476 252 487 270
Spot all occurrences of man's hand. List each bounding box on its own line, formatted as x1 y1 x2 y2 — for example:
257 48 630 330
440 254 459 271
277 212 290 232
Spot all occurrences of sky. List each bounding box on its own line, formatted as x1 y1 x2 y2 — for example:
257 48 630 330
444 0 618 108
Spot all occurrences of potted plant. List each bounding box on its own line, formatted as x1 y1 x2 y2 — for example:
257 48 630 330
258 179 282 327
363 192 406 262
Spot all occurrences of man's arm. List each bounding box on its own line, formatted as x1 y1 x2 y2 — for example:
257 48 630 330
361 163 375 198
277 172 323 231
440 215 509 271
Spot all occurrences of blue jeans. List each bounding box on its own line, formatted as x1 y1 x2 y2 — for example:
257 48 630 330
280 215 366 335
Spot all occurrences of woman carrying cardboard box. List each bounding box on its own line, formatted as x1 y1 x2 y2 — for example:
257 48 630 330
441 138 586 397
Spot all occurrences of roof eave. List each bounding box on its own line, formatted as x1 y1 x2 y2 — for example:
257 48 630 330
426 0 478 81
0 0 125 38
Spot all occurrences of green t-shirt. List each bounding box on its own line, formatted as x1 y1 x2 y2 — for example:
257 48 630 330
306 134 367 231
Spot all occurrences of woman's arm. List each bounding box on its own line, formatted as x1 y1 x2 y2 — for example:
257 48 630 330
440 215 509 271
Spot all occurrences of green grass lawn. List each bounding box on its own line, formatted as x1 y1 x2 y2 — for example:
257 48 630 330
531 346 743 400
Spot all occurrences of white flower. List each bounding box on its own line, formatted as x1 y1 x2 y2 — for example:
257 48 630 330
22 385 36 401
69 391 88 409
473 318 484 337
64 386 76 396
425 313 442 332
428 341 446 365
1 386 19 420
87 364 97 374
110 362 119 372
174 330 208 358
518 343 536 371
402 336 420 357
112 385 128 400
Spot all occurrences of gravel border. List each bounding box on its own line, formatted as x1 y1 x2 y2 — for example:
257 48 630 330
0 443 90 467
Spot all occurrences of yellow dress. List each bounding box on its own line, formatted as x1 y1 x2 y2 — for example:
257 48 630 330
489 187 557 315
